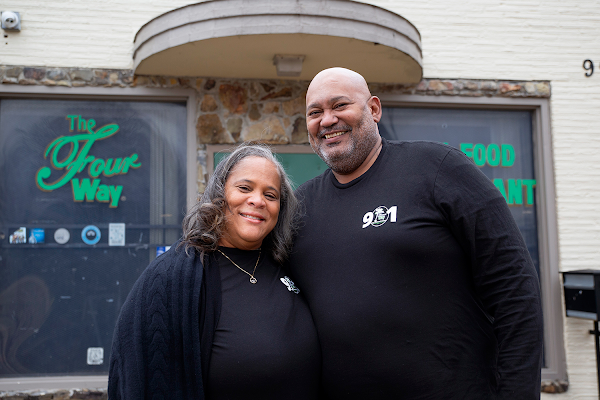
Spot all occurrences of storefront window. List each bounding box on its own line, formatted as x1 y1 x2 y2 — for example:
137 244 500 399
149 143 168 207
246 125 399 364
0 99 187 376
213 150 328 190
379 107 540 276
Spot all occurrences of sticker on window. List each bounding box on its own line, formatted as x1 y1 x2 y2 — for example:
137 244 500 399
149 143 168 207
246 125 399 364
109 223 125 246
29 228 45 244
81 225 101 245
87 347 104 365
156 246 171 257
9 227 26 244
54 228 70 244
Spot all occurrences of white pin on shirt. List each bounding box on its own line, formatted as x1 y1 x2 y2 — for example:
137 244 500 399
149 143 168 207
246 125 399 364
280 276 300 294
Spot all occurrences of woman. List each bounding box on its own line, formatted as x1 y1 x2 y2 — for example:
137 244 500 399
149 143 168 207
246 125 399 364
108 143 321 399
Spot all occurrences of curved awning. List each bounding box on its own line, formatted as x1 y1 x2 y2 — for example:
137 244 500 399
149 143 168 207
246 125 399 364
133 0 423 84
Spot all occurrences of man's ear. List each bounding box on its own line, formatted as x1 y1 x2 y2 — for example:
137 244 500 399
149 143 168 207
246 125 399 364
369 96 383 123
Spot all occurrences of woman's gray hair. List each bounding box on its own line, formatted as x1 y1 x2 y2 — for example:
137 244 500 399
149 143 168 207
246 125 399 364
181 142 299 264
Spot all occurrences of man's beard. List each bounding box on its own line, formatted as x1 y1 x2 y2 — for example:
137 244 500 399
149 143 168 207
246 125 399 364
310 114 379 176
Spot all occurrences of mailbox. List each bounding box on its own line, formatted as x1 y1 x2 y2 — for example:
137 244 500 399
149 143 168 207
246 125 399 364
562 270 600 320
562 269 600 397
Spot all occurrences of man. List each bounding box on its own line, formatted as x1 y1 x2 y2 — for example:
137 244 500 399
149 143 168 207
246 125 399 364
289 67 543 399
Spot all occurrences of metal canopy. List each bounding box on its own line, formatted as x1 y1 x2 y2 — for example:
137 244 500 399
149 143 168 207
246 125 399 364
133 0 423 83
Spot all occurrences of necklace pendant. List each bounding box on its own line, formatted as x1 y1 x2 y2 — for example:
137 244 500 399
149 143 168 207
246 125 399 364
250 277 257 284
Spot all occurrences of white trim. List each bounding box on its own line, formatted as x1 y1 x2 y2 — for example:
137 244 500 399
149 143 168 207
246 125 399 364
134 0 421 47
0 376 107 391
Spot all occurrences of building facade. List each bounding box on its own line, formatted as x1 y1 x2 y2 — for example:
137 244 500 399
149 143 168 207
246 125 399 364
1 0 599 398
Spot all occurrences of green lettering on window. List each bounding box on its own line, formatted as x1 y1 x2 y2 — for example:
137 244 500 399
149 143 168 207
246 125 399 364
460 143 515 168
507 179 522 205
66 115 78 131
473 143 486 167
486 143 501 167
96 184 110 202
460 143 474 159
522 179 536 206
72 178 101 202
501 144 515 167
37 116 140 208
492 178 536 206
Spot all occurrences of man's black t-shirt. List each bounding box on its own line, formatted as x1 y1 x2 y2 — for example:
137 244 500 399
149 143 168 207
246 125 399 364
290 139 543 399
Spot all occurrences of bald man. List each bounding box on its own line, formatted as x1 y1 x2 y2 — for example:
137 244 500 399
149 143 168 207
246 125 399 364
289 68 543 399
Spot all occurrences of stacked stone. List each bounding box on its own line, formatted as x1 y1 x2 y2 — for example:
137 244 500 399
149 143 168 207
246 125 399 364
0 388 106 399
196 80 308 145
1 66 551 98
371 78 551 98
1 67 133 87
540 379 569 393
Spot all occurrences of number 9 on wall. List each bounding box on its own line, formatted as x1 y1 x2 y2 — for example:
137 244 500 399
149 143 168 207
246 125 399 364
584 59 594 77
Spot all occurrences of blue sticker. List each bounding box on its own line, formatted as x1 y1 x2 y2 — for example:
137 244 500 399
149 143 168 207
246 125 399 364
29 228 45 244
156 246 171 257
81 225 101 245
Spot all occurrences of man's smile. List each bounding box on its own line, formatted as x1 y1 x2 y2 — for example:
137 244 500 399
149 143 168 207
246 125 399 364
324 131 348 140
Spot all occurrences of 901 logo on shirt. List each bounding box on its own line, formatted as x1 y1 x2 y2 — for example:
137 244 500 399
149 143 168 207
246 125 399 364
362 205 397 228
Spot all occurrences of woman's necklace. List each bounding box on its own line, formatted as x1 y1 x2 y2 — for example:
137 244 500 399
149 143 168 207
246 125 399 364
217 249 261 284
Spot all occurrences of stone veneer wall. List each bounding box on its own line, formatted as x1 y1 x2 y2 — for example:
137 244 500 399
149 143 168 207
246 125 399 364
0 65 554 398
0 389 106 400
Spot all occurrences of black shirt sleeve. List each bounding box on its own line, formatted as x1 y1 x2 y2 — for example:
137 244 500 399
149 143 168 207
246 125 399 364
434 148 543 399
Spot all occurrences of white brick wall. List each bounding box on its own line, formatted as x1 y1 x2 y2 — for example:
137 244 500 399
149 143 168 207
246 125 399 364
3 0 600 397
0 1 194 69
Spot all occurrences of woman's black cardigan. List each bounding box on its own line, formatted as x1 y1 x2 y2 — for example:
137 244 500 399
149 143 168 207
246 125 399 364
108 242 222 400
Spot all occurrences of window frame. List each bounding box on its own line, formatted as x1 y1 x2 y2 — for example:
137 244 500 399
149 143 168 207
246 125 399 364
378 93 564 381
0 84 197 391
206 144 317 177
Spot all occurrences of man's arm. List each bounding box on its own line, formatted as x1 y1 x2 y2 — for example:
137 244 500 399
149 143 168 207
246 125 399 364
435 148 543 399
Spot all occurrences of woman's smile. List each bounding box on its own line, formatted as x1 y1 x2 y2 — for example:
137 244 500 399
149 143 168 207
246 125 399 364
219 156 281 250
